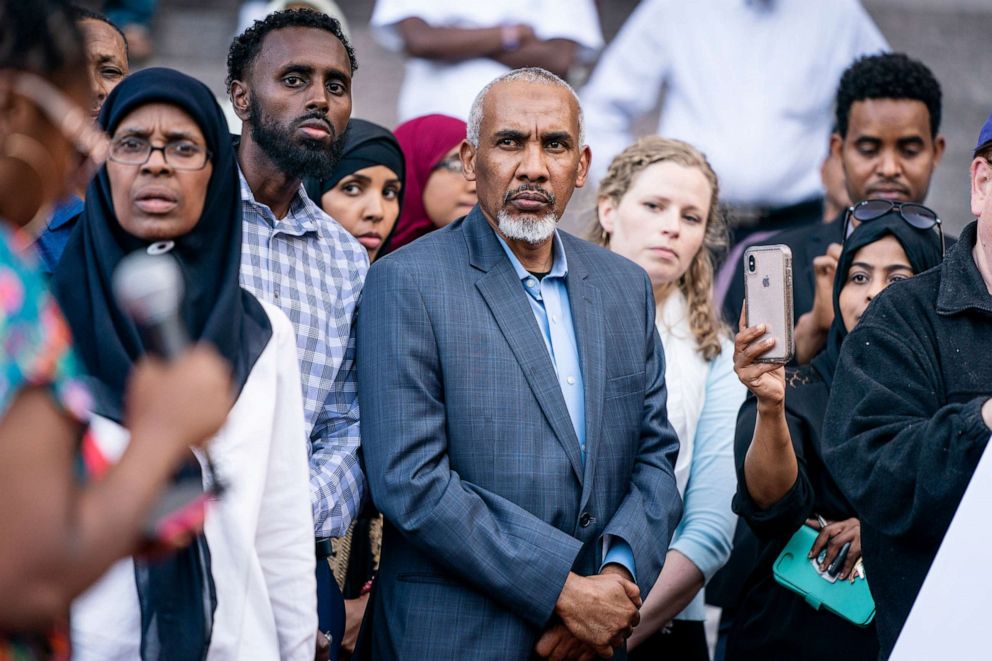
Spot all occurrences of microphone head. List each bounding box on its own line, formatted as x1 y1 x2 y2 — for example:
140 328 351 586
113 251 184 325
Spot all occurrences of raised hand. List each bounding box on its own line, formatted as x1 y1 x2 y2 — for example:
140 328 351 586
126 345 233 460
735 307 786 409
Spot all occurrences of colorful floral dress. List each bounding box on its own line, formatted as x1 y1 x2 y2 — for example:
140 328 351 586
0 227 90 661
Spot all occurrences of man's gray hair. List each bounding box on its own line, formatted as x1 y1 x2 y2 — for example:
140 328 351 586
466 67 584 148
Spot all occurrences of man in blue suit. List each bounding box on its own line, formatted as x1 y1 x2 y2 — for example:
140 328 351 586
357 67 683 660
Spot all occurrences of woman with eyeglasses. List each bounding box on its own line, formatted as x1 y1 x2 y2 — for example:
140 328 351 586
726 211 943 660
0 3 232 657
381 113 476 254
306 118 405 263
54 68 317 660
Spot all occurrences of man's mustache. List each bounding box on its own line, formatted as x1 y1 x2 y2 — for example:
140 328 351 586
503 184 555 205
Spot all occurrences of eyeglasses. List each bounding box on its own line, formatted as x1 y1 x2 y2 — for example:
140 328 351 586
844 199 945 256
11 70 110 180
109 136 212 170
432 155 464 174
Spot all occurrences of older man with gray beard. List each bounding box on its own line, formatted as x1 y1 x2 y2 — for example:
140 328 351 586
356 67 683 660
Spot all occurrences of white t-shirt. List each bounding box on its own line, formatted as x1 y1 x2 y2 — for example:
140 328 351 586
71 301 317 661
582 0 889 206
371 0 603 121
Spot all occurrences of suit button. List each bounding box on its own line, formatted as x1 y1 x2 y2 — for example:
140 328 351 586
579 512 593 528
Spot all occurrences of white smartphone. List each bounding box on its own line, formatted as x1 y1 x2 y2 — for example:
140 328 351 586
743 244 794 364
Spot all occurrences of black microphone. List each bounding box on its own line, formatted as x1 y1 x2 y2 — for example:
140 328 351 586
113 251 188 359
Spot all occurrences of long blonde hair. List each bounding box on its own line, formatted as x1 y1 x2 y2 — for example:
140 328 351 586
593 136 729 361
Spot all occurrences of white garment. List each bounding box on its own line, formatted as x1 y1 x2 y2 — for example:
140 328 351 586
581 0 888 206
71 301 317 661
658 293 710 497
656 291 745 621
371 0 603 122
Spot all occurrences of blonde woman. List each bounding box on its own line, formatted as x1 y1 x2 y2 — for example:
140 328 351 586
595 136 745 659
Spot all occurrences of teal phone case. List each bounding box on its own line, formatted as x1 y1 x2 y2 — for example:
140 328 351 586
773 525 876 627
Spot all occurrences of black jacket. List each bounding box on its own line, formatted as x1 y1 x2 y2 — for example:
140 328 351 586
822 221 992 658
728 368 879 661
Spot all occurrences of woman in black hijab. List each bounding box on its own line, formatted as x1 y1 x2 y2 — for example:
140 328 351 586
54 68 316 660
305 118 404 262
724 212 943 660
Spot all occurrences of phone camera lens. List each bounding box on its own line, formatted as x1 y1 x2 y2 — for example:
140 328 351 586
748 255 756 272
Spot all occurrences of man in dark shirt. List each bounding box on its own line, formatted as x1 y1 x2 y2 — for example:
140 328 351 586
821 113 992 659
721 53 945 363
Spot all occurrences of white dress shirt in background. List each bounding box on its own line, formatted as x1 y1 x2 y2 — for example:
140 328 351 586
582 0 888 207
71 301 317 661
371 0 603 122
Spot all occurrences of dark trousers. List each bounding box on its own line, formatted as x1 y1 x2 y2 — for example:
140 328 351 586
317 558 345 661
629 620 710 661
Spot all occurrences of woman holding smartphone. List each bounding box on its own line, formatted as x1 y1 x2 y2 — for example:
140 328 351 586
728 210 943 660
594 136 744 659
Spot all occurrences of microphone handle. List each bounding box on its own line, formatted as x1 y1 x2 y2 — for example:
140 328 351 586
137 314 190 360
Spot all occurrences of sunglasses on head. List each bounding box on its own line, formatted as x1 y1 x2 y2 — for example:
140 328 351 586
844 199 945 257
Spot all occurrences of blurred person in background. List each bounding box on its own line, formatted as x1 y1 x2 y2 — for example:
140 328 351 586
713 145 851 315
227 9 368 657
238 0 350 41
59 67 316 661
305 118 405 262
34 4 130 275
719 53 945 363
730 212 942 660
370 0 602 122
102 0 155 61
0 2 230 657
382 113 475 254
594 136 744 660
582 0 886 241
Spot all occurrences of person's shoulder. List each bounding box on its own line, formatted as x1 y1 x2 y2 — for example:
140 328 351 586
561 231 648 280
368 220 468 282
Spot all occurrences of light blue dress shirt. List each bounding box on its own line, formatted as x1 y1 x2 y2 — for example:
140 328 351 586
495 231 635 579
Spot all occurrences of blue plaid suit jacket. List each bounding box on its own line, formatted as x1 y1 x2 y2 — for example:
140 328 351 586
357 207 682 659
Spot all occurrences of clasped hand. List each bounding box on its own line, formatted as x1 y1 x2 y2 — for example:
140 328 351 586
535 568 642 660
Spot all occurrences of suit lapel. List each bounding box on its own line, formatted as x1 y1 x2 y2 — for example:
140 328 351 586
564 240 606 510
466 210 585 483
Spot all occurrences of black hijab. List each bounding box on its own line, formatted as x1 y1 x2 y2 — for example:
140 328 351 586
52 68 271 420
304 118 405 256
52 68 273 661
810 211 943 386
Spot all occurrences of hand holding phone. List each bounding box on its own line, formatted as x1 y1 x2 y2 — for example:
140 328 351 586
743 245 794 364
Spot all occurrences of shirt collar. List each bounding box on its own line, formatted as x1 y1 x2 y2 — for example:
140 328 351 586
238 166 319 236
48 195 84 230
936 220 992 316
495 230 569 283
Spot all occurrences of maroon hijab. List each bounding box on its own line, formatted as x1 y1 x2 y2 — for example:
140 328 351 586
384 114 467 253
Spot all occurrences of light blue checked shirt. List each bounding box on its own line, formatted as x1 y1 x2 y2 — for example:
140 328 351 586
495 231 635 580
238 168 368 538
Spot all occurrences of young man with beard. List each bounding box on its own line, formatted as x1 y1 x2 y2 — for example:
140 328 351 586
226 9 367 655
357 67 682 660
